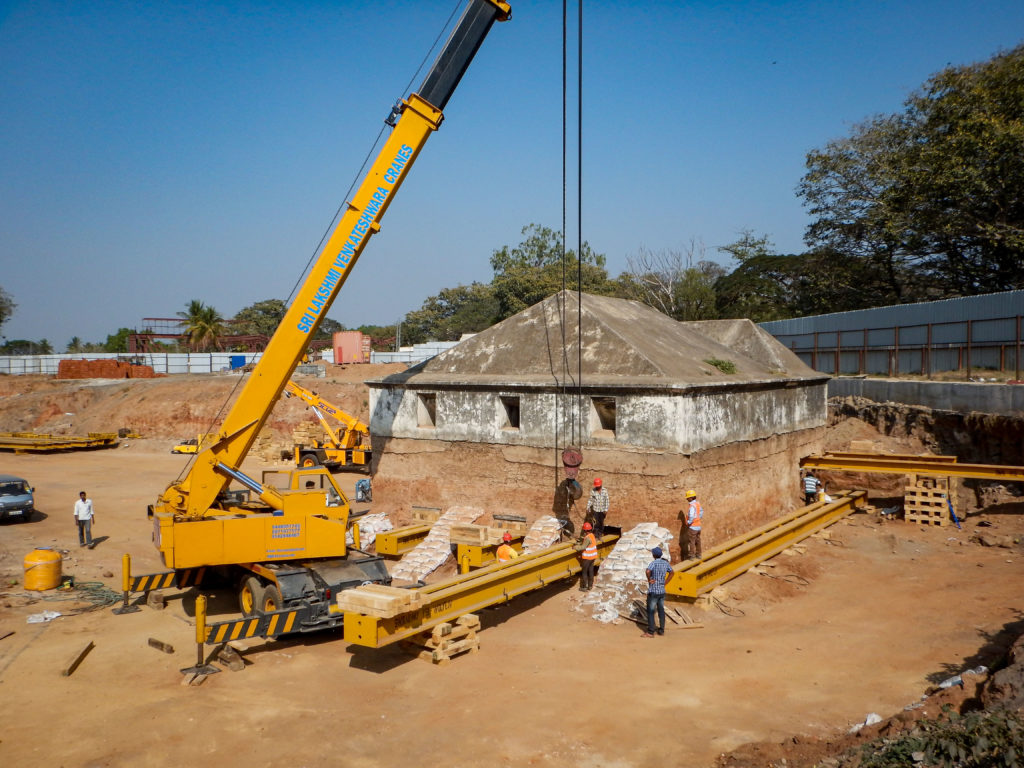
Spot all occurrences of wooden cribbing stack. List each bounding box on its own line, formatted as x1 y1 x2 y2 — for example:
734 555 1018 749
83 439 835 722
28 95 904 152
400 613 481 666
904 473 955 527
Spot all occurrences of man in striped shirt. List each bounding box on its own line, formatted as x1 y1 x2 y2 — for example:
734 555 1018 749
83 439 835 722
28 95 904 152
643 547 674 637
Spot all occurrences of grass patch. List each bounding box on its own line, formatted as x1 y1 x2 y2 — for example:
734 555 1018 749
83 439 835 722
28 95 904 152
704 358 737 374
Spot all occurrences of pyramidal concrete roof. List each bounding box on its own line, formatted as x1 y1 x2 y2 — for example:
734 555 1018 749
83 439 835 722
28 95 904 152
371 291 825 391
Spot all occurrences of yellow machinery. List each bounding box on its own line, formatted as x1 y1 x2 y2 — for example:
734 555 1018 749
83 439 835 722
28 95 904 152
665 490 867 599
137 0 512 631
284 380 371 470
801 451 1024 483
171 433 215 455
0 431 119 453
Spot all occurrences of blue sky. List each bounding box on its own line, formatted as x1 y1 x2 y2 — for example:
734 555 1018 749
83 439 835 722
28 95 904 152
2 0 1022 348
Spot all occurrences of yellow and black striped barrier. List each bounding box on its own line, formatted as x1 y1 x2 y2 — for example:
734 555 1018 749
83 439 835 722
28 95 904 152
203 607 308 644
113 554 211 614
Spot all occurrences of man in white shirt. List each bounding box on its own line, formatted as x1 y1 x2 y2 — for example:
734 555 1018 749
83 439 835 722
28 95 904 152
74 490 96 548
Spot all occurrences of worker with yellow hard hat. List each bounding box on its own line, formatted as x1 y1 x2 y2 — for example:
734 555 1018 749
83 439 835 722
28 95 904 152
682 488 703 561
496 531 518 562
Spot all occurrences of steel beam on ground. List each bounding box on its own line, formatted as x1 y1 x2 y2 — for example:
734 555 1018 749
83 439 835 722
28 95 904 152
343 533 619 648
0 431 119 453
375 524 432 557
801 454 1024 482
665 491 868 599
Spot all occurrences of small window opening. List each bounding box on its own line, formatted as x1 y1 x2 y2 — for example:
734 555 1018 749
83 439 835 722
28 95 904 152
500 396 521 430
417 392 437 428
590 396 616 438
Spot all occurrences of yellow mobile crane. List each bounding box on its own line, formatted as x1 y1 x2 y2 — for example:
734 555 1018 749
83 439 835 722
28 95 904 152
284 380 371 471
145 0 511 628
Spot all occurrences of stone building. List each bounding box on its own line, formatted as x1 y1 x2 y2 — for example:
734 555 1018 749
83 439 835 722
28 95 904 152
367 291 828 556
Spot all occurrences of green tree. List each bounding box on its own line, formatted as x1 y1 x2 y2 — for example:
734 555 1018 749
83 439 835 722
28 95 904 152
177 300 225 351
355 324 397 351
67 336 83 353
799 44 1024 299
231 299 286 337
103 328 132 353
0 286 14 333
401 283 499 344
620 241 724 320
490 224 617 320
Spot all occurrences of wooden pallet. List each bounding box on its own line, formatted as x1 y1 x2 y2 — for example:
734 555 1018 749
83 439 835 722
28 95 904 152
400 614 480 666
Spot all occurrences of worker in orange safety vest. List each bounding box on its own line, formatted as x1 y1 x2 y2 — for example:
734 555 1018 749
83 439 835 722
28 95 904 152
578 521 599 591
682 489 703 560
496 531 518 562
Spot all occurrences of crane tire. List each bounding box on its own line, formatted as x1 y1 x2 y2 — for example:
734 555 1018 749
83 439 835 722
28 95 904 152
238 575 261 616
300 453 319 468
257 583 283 614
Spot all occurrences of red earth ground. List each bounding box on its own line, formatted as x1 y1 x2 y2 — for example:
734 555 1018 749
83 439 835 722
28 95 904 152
0 369 1021 768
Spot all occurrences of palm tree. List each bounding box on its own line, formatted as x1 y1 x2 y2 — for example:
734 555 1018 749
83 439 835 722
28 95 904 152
177 300 225 351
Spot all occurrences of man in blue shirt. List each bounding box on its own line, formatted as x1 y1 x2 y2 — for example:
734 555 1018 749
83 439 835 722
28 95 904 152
643 547 674 637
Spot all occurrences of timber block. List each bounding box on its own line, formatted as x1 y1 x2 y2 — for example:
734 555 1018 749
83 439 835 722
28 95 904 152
336 584 424 618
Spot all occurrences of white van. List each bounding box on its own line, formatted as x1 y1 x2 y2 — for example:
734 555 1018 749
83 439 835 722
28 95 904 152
0 475 35 522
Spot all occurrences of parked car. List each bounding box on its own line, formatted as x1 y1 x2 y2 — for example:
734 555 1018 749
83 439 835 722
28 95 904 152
0 474 35 522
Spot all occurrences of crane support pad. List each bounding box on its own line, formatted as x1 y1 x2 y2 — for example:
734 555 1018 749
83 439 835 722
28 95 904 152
801 452 1024 482
665 490 867 599
343 533 619 648
128 567 209 593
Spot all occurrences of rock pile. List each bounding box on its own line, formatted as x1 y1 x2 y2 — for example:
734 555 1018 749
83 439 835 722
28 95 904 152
580 522 674 623
389 505 484 582
348 512 393 547
522 515 564 553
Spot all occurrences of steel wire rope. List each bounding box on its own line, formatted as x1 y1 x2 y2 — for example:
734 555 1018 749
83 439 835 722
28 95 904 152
711 594 746 617
575 0 584 442
173 4 465 485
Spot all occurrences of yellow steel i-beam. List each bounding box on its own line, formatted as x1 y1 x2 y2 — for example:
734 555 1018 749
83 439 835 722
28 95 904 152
375 524 432 556
801 454 1024 482
665 490 868 599
344 534 619 648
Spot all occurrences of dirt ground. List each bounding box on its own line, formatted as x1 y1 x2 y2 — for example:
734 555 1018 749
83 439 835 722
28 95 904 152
1 373 1022 768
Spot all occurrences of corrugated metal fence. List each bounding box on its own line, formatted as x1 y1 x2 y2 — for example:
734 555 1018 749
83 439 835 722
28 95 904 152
0 352 264 376
760 290 1024 378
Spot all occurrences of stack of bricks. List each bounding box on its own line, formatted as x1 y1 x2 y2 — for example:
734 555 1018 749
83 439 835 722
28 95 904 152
347 512 393 547
580 522 674 623
389 506 484 583
904 474 955 526
57 359 159 379
521 515 564 553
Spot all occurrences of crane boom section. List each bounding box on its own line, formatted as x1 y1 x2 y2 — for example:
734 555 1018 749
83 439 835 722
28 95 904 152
155 0 511 523
285 380 369 449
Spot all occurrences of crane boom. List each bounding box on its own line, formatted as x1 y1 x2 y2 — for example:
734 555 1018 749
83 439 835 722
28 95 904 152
149 0 511 569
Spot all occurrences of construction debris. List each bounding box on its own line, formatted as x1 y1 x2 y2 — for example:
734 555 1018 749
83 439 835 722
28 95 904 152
389 506 484 582
580 523 674 623
147 638 174 654
61 640 95 677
